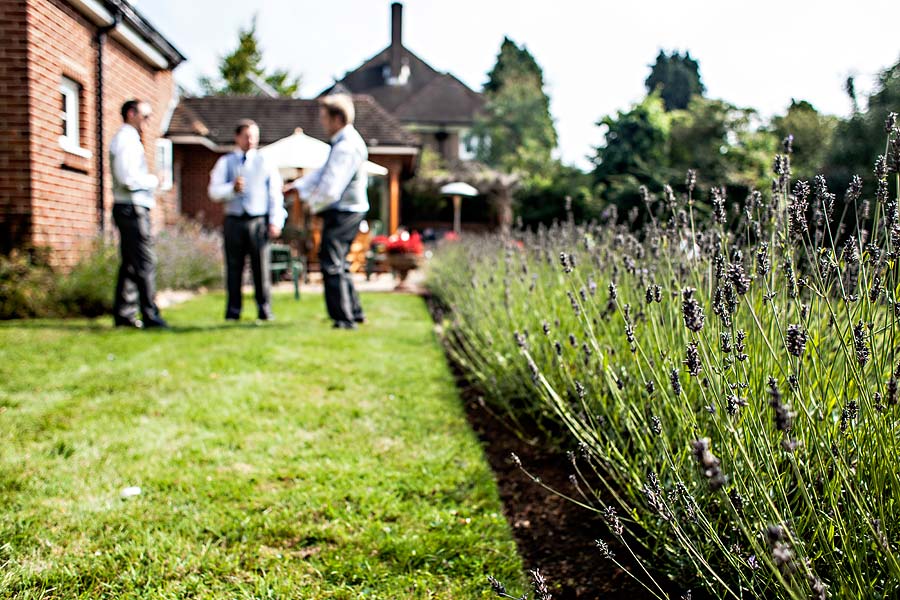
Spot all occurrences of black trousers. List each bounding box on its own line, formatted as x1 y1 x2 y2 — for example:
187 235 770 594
319 209 365 324
112 204 161 323
224 215 272 319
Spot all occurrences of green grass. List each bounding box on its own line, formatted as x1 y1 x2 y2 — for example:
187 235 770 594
0 292 523 599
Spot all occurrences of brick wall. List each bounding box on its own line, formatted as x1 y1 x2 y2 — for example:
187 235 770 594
23 0 177 267
174 144 225 230
0 1 33 253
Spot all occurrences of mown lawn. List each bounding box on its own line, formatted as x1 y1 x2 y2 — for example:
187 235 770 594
0 292 523 599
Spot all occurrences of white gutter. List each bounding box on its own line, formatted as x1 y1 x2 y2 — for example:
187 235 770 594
367 146 419 155
67 0 114 26
110 24 168 70
66 0 169 70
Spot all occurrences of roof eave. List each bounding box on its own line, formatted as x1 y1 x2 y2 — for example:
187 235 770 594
67 0 186 70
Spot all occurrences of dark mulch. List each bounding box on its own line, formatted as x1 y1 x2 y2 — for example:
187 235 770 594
462 396 655 599
425 294 683 598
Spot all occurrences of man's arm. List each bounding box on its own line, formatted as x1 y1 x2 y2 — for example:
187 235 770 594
113 136 158 192
208 156 234 202
301 144 363 213
286 167 322 198
267 164 287 231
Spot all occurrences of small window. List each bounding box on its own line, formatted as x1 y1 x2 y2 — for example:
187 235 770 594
59 77 90 158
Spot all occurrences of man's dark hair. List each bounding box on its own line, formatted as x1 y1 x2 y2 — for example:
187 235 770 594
235 119 258 135
121 99 141 121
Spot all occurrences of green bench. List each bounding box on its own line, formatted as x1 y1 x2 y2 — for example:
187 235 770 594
270 243 306 300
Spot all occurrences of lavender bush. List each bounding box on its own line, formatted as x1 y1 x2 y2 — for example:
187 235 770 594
430 119 900 598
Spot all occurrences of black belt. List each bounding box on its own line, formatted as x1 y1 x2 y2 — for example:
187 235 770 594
226 213 265 220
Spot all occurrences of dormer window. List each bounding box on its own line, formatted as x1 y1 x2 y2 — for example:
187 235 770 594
385 59 410 86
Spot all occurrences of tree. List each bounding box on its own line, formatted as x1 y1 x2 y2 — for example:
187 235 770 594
668 97 776 197
825 57 900 227
469 38 558 179
770 100 838 182
592 94 671 214
645 50 705 111
592 94 777 223
199 16 300 97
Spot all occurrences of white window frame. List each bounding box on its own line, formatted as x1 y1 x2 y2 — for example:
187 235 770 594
59 77 91 159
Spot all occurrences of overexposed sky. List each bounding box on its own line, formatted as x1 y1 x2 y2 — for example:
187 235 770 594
137 0 899 169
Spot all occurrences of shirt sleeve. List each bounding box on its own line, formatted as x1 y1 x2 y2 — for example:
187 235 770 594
267 164 286 229
113 135 158 192
208 156 234 202
300 143 363 213
290 168 321 199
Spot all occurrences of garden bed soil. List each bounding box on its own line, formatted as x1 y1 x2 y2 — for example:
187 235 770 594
426 293 695 599
461 395 655 599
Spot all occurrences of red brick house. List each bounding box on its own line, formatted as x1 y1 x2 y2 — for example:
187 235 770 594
0 0 184 266
165 95 420 234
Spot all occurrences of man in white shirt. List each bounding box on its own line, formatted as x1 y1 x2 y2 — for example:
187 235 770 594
285 95 368 329
109 99 167 329
208 119 286 321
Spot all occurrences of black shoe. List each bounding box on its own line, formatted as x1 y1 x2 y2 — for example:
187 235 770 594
354 316 367 324
225 315 240 321
143 318 170 329
114 318 143 329
333 320 358 330
258 313 275 322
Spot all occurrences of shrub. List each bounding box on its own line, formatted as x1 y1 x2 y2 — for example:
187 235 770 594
56 239 118 317
155 220 223 291
430 125 900 598
0 248 57 319
1 220 224 319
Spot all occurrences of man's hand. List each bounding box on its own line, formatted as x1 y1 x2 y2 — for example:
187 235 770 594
282 182 295 195
233 176 246 194
268 224 282 239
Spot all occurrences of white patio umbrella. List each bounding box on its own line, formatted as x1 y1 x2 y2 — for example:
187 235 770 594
440 181 479 234
259 129 388 178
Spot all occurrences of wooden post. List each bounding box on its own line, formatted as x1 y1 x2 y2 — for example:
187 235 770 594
389 166 401 234
453 195 462 234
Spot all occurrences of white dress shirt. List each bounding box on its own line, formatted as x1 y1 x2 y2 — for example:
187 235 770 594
109 124 158 209
208 148 286 228
290 125 369 214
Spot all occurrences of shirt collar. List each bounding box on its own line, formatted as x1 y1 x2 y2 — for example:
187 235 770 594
237 148 258 161
330 125 352 145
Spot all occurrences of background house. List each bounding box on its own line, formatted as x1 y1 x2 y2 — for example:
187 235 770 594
0 0 185 266
321 2 486 233
164 95 419 234
323 3 483 162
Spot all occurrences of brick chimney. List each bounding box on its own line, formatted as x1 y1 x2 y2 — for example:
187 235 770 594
390 3 402 79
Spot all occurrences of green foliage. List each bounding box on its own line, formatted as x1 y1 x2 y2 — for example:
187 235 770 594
515 162 598 227
483 37 547 95
0 249 56 319
592 94 671 211
0 294 524 597
429 127 900 597
199 15 301 97
645 50 705 111
56 240 119 318
1 224 224 319
826 58 900 202
669 97 777 196
771 100 838 182
593 94 777 221
470 37 558 179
